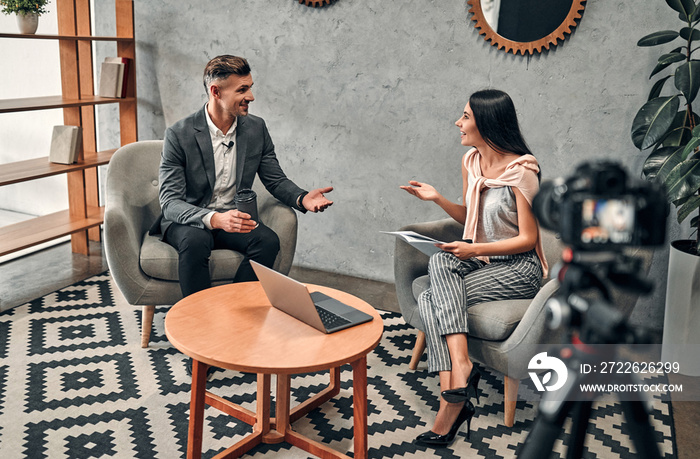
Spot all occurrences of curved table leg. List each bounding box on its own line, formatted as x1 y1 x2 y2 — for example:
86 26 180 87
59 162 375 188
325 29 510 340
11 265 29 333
282 367 350 457
352 356 368 459
289 367 341 423
211 374 269 458
284 360 369 459
187 360 208 459
188 364 367 458
188 368 268 458
268 374 289 442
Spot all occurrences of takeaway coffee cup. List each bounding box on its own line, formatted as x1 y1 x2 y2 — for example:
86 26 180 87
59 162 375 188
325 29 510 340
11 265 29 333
234 189 259 223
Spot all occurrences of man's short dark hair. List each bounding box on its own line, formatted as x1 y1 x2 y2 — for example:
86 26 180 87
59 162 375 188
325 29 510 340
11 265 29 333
203 55 251 94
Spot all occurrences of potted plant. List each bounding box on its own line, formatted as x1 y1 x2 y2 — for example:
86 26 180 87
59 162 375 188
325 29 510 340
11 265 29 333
631 0 700 375
0 0 49 34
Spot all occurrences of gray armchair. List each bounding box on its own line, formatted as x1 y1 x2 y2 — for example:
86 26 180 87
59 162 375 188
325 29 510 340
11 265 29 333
394 218 564 427
394 218 653 427
104 140 298 347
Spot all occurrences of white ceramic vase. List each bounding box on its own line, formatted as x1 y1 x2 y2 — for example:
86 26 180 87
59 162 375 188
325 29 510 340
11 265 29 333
661 240 700 376
16 12 39 34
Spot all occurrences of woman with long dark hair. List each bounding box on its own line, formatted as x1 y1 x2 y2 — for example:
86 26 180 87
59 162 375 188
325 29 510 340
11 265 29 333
401 89 548 447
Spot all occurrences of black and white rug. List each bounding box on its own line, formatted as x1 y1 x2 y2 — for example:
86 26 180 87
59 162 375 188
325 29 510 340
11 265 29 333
0 273 677 458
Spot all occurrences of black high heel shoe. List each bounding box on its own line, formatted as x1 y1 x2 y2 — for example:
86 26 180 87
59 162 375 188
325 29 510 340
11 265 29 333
414 400 476 447
441 365 481 404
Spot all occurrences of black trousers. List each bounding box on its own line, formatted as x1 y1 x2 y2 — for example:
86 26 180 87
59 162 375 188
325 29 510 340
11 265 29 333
163 222 280 297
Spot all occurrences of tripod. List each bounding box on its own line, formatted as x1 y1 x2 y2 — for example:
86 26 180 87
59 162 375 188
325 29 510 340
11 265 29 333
518 340 662 458
519 254 663 459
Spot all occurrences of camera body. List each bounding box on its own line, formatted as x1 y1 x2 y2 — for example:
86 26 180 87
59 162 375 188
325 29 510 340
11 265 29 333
533 162 668 250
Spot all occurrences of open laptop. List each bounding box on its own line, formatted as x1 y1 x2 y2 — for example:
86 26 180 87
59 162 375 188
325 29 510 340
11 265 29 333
250 260 374 334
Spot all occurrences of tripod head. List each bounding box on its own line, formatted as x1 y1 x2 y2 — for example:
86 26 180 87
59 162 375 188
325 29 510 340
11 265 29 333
545 247 653 346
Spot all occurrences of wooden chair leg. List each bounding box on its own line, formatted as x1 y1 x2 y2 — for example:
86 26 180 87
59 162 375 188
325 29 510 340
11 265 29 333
141 305 155 348
408 330 426 370
504 375 519 427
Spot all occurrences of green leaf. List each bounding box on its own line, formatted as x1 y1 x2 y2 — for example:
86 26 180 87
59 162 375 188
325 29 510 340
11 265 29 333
692 4 700 21
660 110 698 146
675 60 700 102
682 135 700 159
692 124 700 136
655 110 691 148
667 0 696 21
644 146 685 180
631 96 680 149
638 30 680 46
650 61 673 79
674 194 692 206
681 27 700 42
677 194 700 223
649 75 672 100
660 52 687 64
651 53 686 78
665 159 700 201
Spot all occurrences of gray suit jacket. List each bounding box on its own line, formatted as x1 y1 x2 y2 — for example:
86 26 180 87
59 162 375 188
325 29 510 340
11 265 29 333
156 106 306 236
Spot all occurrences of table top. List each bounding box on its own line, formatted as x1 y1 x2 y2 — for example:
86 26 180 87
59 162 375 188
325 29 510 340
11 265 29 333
165 282 384 374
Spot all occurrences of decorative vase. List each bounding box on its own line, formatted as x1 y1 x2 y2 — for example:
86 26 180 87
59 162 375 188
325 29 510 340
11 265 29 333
661 240 700 376
16 12 39 34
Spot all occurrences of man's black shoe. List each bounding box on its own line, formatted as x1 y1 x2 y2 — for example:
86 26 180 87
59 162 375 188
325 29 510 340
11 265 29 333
185 359 219 379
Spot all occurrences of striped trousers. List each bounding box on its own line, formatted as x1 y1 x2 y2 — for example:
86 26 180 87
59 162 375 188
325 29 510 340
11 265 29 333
417 250 542 373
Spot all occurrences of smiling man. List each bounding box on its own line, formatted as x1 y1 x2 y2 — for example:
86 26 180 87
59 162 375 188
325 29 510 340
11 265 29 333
156 55 333 297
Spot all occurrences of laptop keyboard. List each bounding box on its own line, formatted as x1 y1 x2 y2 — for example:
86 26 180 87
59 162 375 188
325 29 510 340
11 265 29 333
315 305 351 329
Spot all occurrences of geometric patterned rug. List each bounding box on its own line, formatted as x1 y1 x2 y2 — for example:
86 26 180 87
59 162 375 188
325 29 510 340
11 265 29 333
0 272 677 458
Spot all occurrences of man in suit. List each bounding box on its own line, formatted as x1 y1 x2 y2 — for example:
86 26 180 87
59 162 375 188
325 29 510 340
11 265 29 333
158 55 333 297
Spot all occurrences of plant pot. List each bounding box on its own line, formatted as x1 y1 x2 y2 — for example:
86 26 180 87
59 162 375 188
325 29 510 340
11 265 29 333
661 240 700 376
16 12 39 34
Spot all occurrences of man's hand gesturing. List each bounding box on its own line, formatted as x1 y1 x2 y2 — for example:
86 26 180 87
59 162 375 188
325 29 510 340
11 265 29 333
303 187 334 212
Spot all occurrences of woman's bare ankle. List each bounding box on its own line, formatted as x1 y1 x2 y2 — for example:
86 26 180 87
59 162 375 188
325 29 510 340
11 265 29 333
432 401 464 435
451 360 473 389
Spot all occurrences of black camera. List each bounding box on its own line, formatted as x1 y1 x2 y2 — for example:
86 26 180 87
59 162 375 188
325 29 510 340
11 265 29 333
533 161 668 249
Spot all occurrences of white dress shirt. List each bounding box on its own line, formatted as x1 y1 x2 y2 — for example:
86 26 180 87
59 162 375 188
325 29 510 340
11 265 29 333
202 105 238 229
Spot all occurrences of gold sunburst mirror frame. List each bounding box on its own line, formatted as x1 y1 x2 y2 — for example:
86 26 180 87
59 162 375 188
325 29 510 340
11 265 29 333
298 0 334 6
467 0 587 55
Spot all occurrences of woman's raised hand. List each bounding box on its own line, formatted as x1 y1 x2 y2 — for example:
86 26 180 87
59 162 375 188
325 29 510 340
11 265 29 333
400 180 440 202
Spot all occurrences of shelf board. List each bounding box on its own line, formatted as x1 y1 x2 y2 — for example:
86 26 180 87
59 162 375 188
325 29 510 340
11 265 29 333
0 33 133 42
0 95 136 113
0 150 116 186
0 206 104 257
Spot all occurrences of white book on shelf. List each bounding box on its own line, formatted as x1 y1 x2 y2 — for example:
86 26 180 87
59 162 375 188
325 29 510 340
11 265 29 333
104 57 130 98
48 125 82 164
98 61 124 98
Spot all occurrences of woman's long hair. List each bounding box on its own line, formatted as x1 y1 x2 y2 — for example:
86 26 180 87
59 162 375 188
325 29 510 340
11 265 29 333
469 89 532 158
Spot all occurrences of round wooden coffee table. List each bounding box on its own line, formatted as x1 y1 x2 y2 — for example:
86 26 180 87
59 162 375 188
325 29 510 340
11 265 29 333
165 282 384 459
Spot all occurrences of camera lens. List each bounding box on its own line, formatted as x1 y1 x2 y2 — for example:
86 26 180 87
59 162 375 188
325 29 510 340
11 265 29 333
597 169 625 194
533 180 564 232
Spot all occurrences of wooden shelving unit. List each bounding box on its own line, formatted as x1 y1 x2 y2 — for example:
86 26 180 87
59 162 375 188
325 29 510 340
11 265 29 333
0 32 134 41
0 150 115 187
0 207 104 256
0 0 137 257
0 95 136 113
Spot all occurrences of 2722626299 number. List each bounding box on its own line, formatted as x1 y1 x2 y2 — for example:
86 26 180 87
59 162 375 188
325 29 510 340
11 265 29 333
598 361 680 374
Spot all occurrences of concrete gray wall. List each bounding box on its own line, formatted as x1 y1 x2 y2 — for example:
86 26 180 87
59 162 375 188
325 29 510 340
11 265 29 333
98 0 688 330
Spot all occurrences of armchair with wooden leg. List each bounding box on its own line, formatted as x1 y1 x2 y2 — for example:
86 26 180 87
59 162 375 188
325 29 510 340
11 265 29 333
394 218 565 427
104 140 298 347
394 218 653 426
